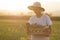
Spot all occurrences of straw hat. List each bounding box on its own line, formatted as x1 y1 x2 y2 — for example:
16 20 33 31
28 2 45 11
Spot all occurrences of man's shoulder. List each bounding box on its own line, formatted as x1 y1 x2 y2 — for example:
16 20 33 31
42 14 49 17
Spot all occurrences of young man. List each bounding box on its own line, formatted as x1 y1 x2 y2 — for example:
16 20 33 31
26 2 52 40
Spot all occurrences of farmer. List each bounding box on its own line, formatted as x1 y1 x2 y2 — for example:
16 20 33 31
26 2 52 40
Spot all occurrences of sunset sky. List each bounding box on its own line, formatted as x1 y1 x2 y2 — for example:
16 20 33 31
0 0 60 16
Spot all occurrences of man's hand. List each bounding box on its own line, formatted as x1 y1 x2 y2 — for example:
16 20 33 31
43 26 52 34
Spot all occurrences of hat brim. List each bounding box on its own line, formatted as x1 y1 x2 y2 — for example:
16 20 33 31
28 6 45 11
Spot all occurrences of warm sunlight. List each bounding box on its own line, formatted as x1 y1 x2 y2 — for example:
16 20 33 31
0 0 60 16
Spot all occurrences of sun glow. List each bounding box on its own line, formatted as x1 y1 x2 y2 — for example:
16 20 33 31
0 0 60 16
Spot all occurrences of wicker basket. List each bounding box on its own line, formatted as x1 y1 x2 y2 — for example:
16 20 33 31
28 25 50 36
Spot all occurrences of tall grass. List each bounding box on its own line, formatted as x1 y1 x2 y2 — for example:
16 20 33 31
0 20 60 40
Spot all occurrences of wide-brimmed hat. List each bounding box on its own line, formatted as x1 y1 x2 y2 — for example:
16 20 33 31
28 2 45 11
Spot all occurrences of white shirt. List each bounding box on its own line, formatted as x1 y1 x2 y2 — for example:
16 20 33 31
28 14 52 26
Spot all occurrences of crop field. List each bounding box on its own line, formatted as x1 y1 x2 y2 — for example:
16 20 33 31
0 19 60 40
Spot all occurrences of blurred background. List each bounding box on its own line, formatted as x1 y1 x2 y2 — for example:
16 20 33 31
0 0 60 40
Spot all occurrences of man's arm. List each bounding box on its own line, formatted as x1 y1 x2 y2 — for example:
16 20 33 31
49 25 52 33
26 23 30 34
26 23 31 40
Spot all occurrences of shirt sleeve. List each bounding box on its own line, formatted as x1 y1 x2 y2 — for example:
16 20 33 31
46 15 52 26
28 16 35 25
